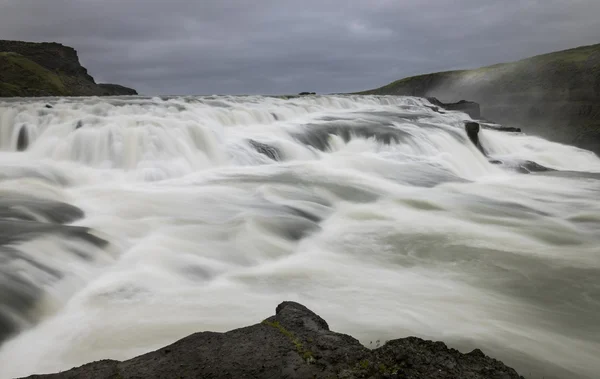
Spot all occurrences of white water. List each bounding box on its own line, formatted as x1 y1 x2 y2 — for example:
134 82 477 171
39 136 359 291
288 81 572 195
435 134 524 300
0 95 599 379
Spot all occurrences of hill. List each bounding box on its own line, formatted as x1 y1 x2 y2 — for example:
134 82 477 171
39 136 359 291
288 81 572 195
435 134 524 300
359 43 600 154
0 40 137 97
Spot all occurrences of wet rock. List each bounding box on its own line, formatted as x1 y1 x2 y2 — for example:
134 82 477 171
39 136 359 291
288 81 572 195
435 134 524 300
22 301 525 379
465 121 486 155
517 160 555 173
427 97 481 119
44 104 53 109
482 124 522 133
294 122 409 151
17 126 28 151
487 159 555 174
248 139 281 161
298 92 316 95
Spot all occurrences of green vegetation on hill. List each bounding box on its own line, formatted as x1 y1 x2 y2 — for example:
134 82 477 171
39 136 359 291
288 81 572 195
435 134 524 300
0 40 137 97
362 44 600 98
0 52 68 96
359 43 600 154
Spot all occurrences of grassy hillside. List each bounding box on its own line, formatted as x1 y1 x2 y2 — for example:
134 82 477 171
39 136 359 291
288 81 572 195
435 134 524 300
0 52 68 96
0 40 136 97
360 43 600 154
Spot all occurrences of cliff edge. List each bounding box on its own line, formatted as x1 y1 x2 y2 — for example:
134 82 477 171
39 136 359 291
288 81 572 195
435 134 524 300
0 40 137 97
359 43 600 154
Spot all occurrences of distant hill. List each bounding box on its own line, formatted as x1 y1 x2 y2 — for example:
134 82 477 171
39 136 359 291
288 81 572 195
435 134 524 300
0 40 137 97
358 43 600 154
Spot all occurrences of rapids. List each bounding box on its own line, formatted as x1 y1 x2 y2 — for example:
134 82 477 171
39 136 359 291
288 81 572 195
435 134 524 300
0 95 599 379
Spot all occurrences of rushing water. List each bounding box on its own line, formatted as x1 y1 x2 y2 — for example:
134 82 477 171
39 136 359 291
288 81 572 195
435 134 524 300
0 95 599 379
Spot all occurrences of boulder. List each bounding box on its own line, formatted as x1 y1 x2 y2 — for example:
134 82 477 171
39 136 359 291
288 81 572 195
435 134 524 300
21 301 525 379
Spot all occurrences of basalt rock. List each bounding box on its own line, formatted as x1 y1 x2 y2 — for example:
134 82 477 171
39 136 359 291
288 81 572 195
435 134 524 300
248 139 281 161
465 121 486 155
427 97 481 119
21 301 525 379
482 125 522 133
17 126 28 151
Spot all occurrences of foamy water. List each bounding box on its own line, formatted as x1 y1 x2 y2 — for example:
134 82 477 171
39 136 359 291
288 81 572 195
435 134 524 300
0 95 599 379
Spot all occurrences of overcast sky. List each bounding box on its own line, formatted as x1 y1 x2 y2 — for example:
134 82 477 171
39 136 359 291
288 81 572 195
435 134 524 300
1 0 599 95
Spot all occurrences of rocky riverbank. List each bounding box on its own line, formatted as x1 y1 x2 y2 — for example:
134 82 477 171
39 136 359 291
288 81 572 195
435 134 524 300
0 40 136 97
22 302 524 379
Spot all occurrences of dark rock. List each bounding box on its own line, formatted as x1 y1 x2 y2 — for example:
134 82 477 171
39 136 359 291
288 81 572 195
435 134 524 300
517 160 555 174
75 121 83 130
294 121 409 151
481 124 522 133
97 83 138 96
44 104 53 109
464 121 486 155
299 92 317 95
427 97 481 119
487 158 555 174
495 126 521 133
248 139 281 161
22 301 525 379
17 126 28 151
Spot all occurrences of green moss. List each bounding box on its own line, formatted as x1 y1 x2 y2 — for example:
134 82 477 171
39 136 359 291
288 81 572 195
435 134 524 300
359 359 370 369
0 52 68 97
262 320 315 364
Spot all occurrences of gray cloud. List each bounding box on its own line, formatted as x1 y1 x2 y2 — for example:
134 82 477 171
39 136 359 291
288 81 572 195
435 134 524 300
0 0 598 95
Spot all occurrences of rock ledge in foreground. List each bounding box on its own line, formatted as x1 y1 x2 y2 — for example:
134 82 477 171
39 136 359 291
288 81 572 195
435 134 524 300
22 301 525 379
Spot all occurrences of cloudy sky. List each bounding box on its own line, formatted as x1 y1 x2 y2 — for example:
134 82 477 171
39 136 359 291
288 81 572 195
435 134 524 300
1 0 599 95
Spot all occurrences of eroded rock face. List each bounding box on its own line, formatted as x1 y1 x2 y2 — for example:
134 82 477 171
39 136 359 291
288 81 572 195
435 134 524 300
21 301 525 379
0 40 137 97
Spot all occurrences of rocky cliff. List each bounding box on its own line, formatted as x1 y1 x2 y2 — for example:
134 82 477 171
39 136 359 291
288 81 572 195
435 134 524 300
359 43 600 154
0 40 137 97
